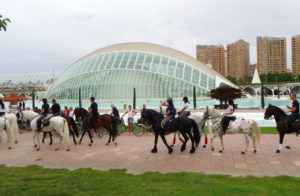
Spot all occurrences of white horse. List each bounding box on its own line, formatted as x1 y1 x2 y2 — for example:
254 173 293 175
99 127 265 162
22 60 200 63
160 106 208 146
204 107 261 154
21 110 71 151
0 114 19 149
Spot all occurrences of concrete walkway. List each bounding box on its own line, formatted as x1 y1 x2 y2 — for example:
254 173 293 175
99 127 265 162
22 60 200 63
1 132 300 177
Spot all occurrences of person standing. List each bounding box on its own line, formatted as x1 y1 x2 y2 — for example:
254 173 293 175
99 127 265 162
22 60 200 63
51 99 61 116
87 97 99 130
18 102 22 110
37 98 50 131
22 102 25 110
63 106 69 116
68 107 74 118
286 93 300 136
221 99 235 133
122 105 136 135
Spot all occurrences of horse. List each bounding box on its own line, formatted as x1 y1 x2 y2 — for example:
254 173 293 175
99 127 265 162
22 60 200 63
73 108 117 146
41 115 79 145
0 114 19 149
140 109 201 154
204 107 261 154
160 106 208 147
21 110 71 151
264 104 299 153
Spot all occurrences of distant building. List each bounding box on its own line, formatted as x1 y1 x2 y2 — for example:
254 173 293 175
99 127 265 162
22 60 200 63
249 64 257 76
196 45 225 76
292 35 300 75
257 36 287 74
226 39 250 81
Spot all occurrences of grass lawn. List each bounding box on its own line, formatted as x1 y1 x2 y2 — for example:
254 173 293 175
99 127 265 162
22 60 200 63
0 165 300 196
204 126 278 134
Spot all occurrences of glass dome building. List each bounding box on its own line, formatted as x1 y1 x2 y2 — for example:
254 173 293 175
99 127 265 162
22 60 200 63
45 42 236 105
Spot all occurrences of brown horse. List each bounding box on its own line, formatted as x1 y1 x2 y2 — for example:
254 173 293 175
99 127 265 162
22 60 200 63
264 104 299 153
74 108 117 146
42 115 79 145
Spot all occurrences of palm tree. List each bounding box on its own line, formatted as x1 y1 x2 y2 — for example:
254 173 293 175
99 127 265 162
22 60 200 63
0 15 11 31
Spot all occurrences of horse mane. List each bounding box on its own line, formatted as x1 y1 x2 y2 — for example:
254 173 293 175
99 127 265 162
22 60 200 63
210 108 222 116
271 105 287 116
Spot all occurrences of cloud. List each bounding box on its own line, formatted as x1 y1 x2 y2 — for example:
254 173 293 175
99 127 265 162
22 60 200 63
0 0 300 74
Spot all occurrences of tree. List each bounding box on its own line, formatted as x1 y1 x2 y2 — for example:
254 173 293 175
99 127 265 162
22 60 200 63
0 15 11 31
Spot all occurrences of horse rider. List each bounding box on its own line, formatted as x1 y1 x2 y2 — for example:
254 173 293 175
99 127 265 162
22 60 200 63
87 97 99 129
0 99 5 117
286 93 300 136
178 96 190 117
36 98 50 131
51 99 61 116
221 99 236 133
161 98 177 129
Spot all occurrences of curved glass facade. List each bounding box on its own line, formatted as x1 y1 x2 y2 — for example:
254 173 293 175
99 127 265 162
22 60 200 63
46 50 216 104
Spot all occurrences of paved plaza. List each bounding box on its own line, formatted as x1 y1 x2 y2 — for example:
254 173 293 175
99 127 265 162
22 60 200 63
1 132 300 177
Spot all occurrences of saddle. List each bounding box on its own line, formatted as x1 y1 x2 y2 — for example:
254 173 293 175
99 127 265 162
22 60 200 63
42 114 53 127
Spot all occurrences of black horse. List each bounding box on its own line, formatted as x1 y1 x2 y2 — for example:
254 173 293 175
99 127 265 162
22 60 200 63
140 109 200 154
42 115 79 145
264 104 299 153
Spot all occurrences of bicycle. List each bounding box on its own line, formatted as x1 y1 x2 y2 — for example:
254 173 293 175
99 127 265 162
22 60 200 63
118 117 128 135
132 119 153 137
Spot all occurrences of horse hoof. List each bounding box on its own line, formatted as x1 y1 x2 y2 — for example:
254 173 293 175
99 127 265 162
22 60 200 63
254 149 257 154
168 148 173 154
203 145 206 148
55 148 59 151
74 143 77 145
211 148 214 151
114 142 117 146
79 142 81 145
241 151 245 154
88 143 92 146
66 149 70 151
195 143 199 148
36 148 40 151
34 144 37 148
180 147 186 152
190 148 195 153
151 148 157 153
8 146 12 150
106 143 109 146
276 149 280 153
42 141 45 143
49 143 52 146
170 144 174 147
286 146 291 149
219 150 223 153
15 141 18 144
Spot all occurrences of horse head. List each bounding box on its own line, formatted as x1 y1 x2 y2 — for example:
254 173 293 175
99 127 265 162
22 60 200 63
74 108 87 121
141 109 161 127
264 104 286 120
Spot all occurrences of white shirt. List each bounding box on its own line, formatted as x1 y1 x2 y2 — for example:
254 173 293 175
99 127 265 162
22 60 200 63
128 109 133 118
225 105 234 117
184 102 190 112
69 110 74 118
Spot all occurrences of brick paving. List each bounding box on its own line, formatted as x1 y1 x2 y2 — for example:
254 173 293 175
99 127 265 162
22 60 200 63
1 132 300 177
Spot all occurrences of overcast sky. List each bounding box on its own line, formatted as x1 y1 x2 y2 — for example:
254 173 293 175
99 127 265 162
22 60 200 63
1 0 300 74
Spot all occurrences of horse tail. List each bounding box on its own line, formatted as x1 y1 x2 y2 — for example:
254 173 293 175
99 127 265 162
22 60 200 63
252 120 261 146
191 119 200 146
63 119 71 149
111 116 117 138
70 117 79 137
